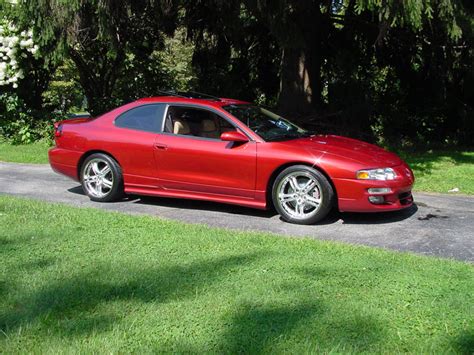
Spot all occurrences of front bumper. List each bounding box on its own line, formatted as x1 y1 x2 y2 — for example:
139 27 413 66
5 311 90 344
333 164 414 212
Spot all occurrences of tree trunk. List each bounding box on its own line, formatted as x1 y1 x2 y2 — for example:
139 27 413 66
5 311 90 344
277 1 325 115
278 47 312 114
277 45 324 115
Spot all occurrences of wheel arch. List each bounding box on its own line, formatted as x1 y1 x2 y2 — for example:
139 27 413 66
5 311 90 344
266 162 338 210
77 150 122 180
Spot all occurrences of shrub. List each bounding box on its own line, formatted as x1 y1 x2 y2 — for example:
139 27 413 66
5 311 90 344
0 92 55 144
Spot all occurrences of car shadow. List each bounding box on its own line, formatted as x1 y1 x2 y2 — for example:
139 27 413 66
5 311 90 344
337 204 418 225
134 195 419 225
67 185 419 225
67 186 139 203
67 186 85 195
135 195 277 218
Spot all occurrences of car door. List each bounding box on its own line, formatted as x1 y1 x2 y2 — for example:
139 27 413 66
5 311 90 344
153 105 257 198
109 103 167 187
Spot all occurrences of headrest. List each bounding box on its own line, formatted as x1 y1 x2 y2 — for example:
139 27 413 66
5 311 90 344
173 119 191 135
201 119 217 132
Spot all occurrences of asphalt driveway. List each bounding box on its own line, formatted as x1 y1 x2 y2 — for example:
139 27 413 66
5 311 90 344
0 161 473 262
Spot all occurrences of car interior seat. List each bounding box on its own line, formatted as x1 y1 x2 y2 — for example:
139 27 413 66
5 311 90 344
173 119 191 135
200 119 220 139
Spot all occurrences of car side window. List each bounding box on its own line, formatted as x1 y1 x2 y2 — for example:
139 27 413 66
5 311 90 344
163 106 237 140
115 104 166 133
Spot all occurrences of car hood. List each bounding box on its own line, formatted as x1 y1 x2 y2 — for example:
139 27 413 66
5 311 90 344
279 134 403 167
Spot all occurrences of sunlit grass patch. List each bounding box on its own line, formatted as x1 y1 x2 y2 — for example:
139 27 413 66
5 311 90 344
0 141 51 164
402 151 474 194
0 196 472 353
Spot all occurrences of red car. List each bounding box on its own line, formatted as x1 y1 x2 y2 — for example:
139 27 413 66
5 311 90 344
49 93 414 224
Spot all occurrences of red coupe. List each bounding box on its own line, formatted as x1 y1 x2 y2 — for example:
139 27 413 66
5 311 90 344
49 93 414 224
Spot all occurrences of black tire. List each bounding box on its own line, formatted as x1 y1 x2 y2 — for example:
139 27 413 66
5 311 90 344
80 153 124 202
272 165 334 225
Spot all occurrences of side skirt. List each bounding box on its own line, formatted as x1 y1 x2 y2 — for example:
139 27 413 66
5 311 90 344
124 186 268 210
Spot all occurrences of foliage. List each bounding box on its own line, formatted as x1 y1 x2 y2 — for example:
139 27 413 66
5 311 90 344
184 1 281 102
0 93 34 144
112 28 197 102
21 0 182 115
0 93 55 144
153 28 197 91
0 196 472 353
41 59 86 114
353 0 462 40
0 0 472 147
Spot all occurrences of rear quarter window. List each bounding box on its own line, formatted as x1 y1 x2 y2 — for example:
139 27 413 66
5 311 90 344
115 104 166 133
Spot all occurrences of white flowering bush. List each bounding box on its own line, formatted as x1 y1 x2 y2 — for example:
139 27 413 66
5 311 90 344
0 20 38 88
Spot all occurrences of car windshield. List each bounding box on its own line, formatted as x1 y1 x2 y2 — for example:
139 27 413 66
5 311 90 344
223 104 312 142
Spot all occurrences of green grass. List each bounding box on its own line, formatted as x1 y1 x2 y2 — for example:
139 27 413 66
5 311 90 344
0 142 473 194
402 150 474 194
0 141 50 164
0 196 472 353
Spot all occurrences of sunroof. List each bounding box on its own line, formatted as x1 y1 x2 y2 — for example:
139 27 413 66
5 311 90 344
157 90 221 101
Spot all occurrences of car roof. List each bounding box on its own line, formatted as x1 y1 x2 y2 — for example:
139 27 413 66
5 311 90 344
135 96 251 108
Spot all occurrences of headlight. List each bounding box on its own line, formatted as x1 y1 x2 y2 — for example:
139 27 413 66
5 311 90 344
356 168 396 180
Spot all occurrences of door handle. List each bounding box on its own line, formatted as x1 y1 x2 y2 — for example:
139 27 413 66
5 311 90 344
154 143 168 150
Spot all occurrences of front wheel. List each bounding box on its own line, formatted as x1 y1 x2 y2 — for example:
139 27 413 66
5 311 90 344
80 153 124 202
272 165 334 225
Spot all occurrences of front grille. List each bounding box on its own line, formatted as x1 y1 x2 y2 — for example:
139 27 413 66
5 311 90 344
399 191 413 205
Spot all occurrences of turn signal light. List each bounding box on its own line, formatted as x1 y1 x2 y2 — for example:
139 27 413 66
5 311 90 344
356 171 370 179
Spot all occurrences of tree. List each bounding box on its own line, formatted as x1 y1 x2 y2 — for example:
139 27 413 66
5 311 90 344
182 0 280 103
22 0 180 115
242 0 464 115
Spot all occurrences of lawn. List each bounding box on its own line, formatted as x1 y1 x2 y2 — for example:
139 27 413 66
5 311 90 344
0 142 473 194
0 141 50 164
0 196 472 353
401 150 474 195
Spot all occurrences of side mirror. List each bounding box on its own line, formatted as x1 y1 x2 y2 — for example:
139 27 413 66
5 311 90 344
220 131 249 143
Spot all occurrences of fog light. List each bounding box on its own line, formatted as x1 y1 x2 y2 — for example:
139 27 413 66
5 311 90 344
368 188 392 194
368 196 385 204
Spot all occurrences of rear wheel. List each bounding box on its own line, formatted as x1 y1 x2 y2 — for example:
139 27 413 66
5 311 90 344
80 153 124 202
272 165 334 225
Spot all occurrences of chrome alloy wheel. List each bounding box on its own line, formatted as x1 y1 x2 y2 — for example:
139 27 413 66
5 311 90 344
277 171 323 220
82 158 114 198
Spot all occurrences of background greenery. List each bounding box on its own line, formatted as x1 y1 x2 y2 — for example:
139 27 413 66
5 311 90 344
0 0 472 148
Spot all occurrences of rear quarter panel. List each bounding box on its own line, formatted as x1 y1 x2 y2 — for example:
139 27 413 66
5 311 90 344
49 103 136 181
